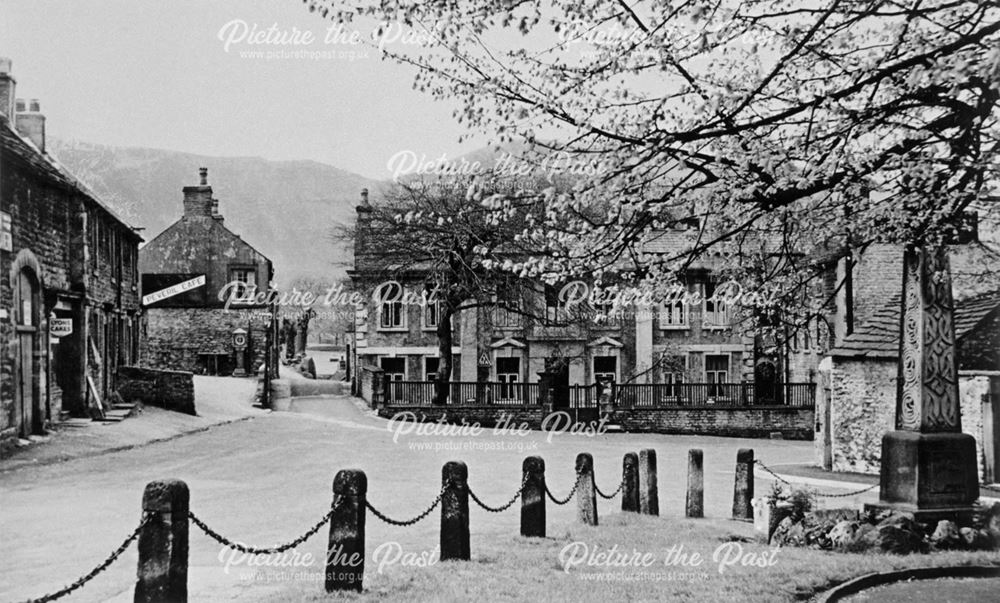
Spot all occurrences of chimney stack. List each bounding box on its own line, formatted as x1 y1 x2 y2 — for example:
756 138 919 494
0 58 15 119
14 97 45 152
357 188 371 212
182 167 215 217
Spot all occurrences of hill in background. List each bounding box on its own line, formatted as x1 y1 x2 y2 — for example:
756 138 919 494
50 139 378 285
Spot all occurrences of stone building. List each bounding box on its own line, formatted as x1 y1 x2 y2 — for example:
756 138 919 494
816 240 1000 480
0 58 143 452
348 190 814 408
139 168 276 376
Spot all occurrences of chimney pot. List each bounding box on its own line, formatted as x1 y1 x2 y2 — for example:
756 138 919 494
28 98 40 112
0 58 11 75
15 98 25 112
199 167 208 186
361 188 369 204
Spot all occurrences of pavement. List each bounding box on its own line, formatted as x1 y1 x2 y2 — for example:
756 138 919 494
0 375 266 474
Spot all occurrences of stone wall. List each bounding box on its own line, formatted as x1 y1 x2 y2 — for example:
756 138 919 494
141 307 273 375
376 405 547 428
359 364 386 408
961 375 989 479
117 365 195 415
828 357 990 477
613 406 815 439
829 359 896 474
371 402 812 438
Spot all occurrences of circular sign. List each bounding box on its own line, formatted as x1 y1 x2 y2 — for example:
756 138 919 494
234 334 247 347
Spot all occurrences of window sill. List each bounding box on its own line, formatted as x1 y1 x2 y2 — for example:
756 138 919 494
659 325 691 330
377 327 409 333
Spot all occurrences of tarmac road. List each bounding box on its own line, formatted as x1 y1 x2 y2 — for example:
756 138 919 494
1 392 822 602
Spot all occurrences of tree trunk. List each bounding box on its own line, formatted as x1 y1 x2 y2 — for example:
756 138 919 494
435 304 455 405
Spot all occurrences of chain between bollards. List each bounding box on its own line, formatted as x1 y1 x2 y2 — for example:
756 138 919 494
21 513 153 603
595 476 625 500
188 503 340 555
468 474 530 513
365 480 451 526
545 467 583 505
754 459 879 498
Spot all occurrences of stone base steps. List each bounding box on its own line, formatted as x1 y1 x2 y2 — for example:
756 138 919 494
94 403 138 423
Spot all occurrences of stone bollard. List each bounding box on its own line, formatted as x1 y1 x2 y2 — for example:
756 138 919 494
326 469 366 592
576 453 598 526
638 449 659 516
686 449 704 518
621 452 639 513
135 479 189 603
441 461 470 560
732 448 754 521
520 456 546 537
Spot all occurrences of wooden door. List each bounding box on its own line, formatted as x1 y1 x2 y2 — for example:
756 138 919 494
14 268 40 437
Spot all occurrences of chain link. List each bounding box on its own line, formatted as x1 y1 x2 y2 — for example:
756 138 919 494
21 513 152 603
468 474 530 513
546 469 582 505
595 476 625 500
755 460 879 498
366 481 450 526
189 500 340 555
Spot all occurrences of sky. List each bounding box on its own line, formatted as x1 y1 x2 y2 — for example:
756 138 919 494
0 0 485 180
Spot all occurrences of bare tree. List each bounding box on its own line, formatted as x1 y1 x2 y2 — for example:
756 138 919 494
343 175 599 403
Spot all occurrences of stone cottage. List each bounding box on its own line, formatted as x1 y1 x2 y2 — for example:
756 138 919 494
0 58 143 452
139 168 277 376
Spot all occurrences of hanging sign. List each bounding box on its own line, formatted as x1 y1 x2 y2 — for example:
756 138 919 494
50 318 73 337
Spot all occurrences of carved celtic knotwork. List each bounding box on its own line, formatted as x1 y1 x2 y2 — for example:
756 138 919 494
895 245 961 433
920 247 959 430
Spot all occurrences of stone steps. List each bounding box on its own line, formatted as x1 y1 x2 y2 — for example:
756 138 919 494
94 402 138 423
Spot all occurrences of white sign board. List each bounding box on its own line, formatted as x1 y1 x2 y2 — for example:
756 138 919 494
50 318 73 337
0 212 11 252
143 275 206 306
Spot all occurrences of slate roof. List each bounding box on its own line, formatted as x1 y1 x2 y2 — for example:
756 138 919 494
830 289 1000 359
0 115 141 238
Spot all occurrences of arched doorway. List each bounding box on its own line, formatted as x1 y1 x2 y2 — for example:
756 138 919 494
13 264 41 437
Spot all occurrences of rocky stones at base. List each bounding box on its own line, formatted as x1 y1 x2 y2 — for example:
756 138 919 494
771 503 1000 554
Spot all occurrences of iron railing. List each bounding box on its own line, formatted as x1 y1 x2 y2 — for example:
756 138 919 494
383 380 815 408
613 382 815 408
385 381 543 406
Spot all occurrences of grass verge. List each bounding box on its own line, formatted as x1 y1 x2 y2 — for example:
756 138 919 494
250 512 1000 602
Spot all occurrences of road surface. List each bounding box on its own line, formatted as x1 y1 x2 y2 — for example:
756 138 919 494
1 392 833 602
